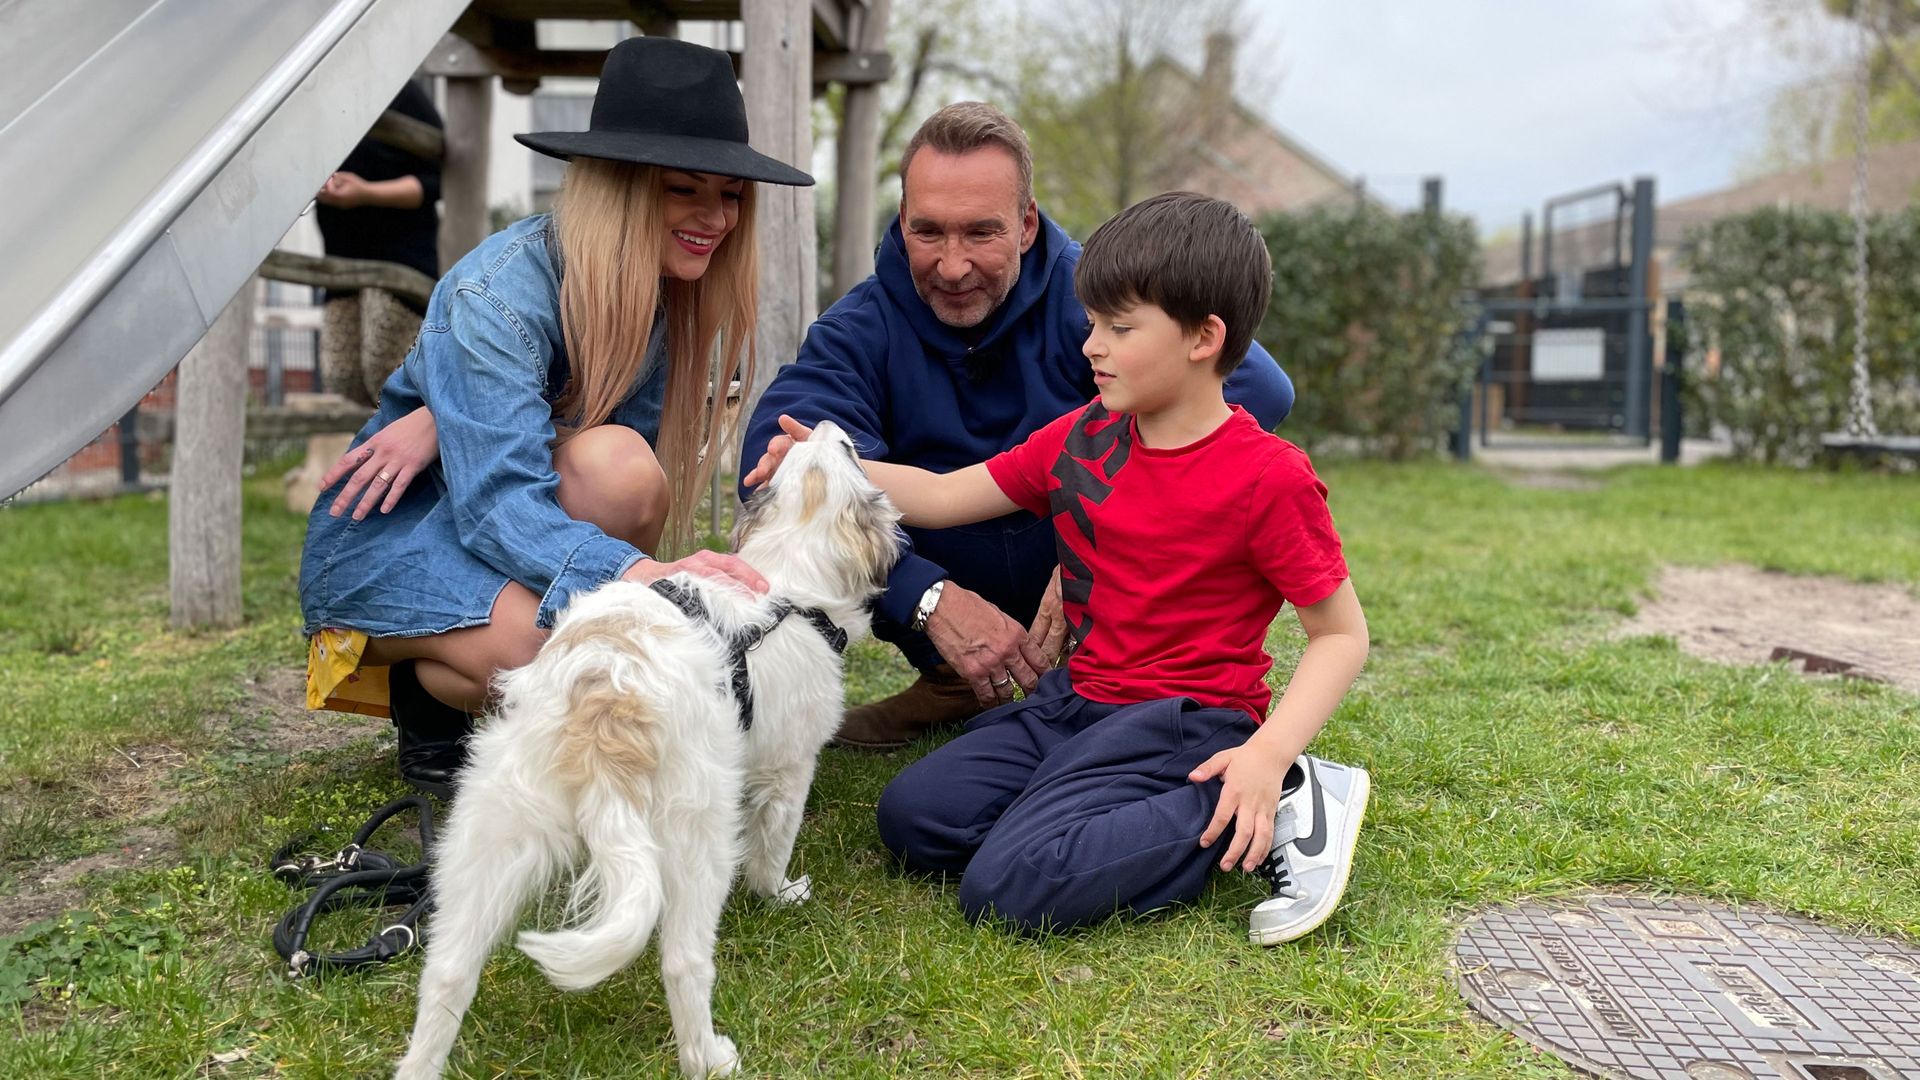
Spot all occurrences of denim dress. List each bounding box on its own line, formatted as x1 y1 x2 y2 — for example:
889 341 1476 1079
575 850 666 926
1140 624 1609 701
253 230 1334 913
298 215 668 639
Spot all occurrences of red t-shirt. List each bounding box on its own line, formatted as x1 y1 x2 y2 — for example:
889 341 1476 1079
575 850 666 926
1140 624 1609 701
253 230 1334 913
986 402 1347 721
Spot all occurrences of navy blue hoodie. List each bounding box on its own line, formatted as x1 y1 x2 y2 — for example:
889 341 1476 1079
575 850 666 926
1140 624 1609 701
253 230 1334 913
740 210 1294 634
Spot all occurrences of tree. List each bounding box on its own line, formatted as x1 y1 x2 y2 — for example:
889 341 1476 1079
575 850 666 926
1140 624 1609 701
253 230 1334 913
1753 0 1920 169
1009 0 1272 238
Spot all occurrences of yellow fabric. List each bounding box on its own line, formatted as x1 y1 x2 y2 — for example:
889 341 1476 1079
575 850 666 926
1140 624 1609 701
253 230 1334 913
306 627 393 719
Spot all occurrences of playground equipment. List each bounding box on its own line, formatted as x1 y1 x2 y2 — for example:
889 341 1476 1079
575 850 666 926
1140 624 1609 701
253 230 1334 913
0 1 894 505
0 0 469 502
1821 0 1920 463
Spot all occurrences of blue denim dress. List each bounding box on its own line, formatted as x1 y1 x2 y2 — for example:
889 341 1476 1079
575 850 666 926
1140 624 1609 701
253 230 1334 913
298 215 668 638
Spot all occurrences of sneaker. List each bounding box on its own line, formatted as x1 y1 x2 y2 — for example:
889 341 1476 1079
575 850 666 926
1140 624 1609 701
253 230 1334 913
1248 754 1369 945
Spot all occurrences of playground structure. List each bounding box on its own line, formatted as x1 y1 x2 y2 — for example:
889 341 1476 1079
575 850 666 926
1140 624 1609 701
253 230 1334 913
0 0 895 504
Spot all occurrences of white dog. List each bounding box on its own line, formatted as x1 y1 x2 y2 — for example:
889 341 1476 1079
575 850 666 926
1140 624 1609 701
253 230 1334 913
394 421 900 1080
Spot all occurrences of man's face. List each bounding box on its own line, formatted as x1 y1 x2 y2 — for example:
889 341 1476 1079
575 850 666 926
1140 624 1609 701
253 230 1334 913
900 147 1040 328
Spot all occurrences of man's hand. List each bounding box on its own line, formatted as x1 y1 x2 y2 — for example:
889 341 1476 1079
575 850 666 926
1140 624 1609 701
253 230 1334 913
622 549 769 596
924 583 1050 706
1190 741 1296 872
1026 566 1068 668
741 414 814 489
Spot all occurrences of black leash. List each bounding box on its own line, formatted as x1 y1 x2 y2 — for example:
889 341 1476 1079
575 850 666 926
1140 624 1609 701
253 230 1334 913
270 794 435 979
647 579 848 729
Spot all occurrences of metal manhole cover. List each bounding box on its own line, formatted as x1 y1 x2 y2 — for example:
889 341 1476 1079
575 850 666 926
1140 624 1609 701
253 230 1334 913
1453 895 1920 1079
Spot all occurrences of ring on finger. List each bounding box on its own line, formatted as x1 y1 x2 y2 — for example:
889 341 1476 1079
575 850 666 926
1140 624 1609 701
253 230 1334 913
375 471 395 484
990 673 1014 689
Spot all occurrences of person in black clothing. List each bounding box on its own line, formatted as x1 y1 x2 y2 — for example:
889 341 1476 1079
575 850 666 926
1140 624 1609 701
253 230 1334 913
314 78 443 407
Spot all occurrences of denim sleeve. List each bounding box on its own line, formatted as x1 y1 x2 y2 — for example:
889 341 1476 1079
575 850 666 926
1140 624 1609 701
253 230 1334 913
737 310 944 622
1227 337 1295 430
418 285 644 628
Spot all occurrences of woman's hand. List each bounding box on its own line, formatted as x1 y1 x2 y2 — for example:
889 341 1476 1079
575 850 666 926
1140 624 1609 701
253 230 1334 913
323 406 440 520
1191 740 1297 872
740 414 814 489
622 549 769 596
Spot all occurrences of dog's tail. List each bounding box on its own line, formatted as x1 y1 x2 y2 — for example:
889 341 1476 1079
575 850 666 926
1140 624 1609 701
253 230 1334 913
515 654 666 991
516 777 664 990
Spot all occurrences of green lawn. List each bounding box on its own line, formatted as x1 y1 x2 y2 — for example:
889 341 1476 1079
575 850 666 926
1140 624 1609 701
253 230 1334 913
1 461 1915 1078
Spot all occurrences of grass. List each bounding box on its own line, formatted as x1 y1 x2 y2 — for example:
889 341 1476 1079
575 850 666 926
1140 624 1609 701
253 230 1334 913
1 460 1916 1078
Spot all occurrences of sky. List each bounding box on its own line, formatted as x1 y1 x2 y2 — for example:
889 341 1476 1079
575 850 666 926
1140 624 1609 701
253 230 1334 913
1231 0 1857 232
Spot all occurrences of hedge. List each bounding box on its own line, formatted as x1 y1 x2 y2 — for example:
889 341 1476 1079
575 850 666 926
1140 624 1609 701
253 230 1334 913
1258 204 1482 459
1679 206 1920 464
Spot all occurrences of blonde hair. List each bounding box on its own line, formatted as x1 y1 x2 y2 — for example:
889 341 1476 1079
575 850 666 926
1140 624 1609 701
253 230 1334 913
551 158 759 554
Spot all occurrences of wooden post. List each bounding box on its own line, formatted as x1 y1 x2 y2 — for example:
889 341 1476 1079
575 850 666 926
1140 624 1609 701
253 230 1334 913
832 0 891 301
169 283 255 629
439 75 494 272
742 0 818 412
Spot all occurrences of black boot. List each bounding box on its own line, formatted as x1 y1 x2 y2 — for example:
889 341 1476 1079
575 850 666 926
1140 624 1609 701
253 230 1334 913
389 660 474 799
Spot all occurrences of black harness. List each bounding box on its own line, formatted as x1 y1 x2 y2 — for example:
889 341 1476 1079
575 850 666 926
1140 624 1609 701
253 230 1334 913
647 579 848 729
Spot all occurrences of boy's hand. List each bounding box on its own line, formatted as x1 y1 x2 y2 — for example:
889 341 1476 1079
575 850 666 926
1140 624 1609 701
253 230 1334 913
741 414 814 489
1191 741 1297 872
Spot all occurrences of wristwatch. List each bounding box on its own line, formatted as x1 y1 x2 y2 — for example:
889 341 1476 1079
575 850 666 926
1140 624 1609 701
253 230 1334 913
909 579 947 632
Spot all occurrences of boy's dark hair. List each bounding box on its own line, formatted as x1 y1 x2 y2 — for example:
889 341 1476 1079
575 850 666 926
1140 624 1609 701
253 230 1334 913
1074 191 1272 375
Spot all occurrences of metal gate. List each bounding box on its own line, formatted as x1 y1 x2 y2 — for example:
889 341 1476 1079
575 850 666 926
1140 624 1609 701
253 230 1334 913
1466 178 1657 451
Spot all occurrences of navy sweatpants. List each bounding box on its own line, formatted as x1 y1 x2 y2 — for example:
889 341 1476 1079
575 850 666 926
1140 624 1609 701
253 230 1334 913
875 668 1260 933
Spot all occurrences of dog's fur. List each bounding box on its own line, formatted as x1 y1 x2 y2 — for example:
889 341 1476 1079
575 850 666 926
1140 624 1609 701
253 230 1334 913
394 422 899 1079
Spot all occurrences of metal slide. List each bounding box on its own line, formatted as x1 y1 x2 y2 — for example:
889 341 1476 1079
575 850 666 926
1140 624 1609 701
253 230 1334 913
0 0 469 500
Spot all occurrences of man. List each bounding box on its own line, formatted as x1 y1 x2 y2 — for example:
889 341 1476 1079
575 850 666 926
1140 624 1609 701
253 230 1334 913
740 102 1293 749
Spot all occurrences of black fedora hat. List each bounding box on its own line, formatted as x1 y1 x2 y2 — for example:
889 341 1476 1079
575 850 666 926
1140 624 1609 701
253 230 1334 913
515 37 813 187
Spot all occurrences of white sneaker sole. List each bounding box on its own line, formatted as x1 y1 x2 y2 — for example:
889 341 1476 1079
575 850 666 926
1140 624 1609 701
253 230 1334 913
1248 767 1370 946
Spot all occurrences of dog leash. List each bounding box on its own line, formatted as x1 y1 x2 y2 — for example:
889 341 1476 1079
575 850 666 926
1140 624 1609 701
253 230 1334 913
270 794 435 979
647 579 848 729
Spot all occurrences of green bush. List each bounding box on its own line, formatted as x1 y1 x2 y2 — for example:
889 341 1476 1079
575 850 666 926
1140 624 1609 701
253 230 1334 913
1258 205 1482 459
1679 206 1920 464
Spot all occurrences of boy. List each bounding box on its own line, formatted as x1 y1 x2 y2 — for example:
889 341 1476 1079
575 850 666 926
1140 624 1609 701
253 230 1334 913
748 192 1369 942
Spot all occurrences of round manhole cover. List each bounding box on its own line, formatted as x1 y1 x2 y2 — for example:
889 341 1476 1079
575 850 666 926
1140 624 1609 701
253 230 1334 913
1453 895 1920 1079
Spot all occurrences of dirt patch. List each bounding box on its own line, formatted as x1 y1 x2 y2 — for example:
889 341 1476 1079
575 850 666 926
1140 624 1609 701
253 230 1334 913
228 666 387 758
0 826 173 936
0 669 386 935
1618 564 1920 694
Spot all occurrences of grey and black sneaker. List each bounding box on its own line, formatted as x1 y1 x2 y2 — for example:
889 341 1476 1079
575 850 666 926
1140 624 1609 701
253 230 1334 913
1249 754 1369 945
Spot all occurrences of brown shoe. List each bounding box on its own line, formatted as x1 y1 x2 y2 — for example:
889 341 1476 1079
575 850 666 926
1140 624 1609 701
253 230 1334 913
833 664 983 751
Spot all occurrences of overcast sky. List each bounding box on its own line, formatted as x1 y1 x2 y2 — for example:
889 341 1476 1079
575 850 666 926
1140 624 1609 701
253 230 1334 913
1233 0 1856 231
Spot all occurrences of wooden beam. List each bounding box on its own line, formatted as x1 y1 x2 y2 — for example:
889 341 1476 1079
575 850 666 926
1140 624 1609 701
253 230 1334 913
169 285 252 629
812 49 891 85
811 0 849 51
423 34 888 88
743 0 818 415
366 107 445 161
440 74 494 271
831 0 889 300
258 250 438 308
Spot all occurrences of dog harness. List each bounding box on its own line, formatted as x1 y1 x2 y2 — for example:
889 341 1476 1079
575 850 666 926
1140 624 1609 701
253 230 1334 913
648 579 849 730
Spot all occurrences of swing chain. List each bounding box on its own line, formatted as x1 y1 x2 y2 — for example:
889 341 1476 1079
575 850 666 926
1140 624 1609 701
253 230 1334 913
1849 0 1881 440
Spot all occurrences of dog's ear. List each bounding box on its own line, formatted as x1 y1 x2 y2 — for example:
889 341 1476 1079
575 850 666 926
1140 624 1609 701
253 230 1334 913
731 482 774 550
837 487 904 594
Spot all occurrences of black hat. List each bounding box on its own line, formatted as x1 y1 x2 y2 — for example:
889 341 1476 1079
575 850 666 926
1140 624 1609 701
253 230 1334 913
515 37 814 187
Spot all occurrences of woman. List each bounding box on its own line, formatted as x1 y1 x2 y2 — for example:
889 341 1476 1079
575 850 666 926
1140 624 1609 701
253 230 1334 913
300 37 813 796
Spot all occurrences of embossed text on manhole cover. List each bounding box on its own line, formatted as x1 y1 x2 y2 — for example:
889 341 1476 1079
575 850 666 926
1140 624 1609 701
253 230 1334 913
1453 895 1920 1079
